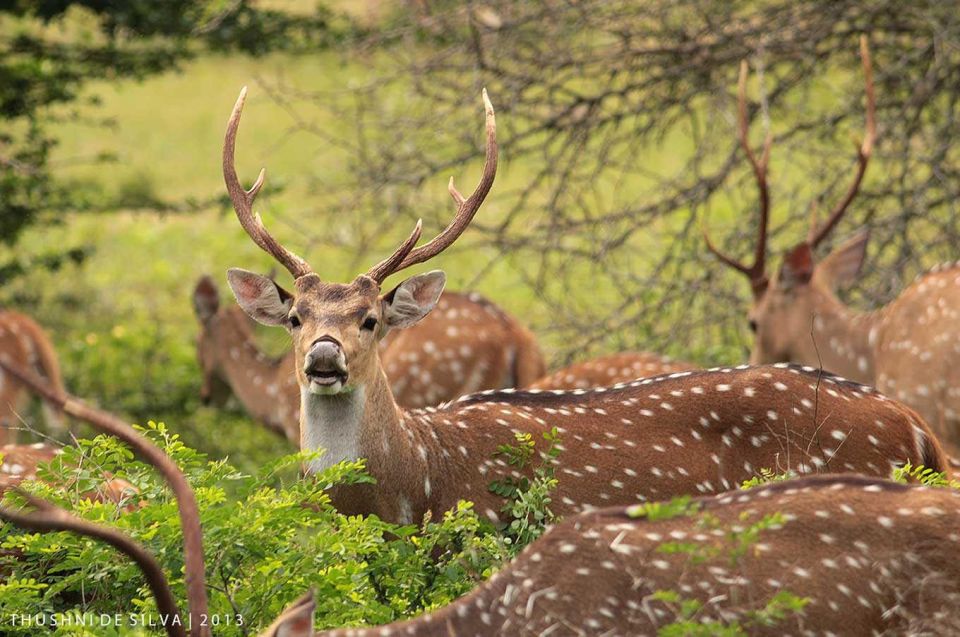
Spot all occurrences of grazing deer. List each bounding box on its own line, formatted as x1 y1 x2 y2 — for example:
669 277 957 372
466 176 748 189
193 276 545 441
269 475 960 636
4 359 957 637
530 352 696 390
221 87 946 526
193 275 300 441
0 310 65 442
705 37 960 455
0 441 138 508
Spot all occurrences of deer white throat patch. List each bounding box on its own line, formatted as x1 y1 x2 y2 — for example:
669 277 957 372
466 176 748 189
300 386 364 474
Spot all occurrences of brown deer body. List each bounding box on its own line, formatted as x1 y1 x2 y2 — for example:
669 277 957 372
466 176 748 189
705 38 960 455
194 277 545 442
221 87 946 526
530 351 696 390
0 310 65 442
270 475 960 636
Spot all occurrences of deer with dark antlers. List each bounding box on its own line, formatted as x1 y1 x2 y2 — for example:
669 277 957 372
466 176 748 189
221 86 947 527
705 37 960 456
4 357 959 636
192 275 545 443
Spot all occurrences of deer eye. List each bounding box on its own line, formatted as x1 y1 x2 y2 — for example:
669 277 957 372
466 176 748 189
289 315 301 329
748 319 758 333
362 316 378 331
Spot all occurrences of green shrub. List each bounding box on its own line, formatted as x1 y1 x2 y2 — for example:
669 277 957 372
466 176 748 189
0 423 558 635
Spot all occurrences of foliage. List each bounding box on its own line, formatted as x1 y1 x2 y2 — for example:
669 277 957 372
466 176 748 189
0 425 517 635
740 468 796 490
890 462 960 489
0 0 352 284
487 428 560 550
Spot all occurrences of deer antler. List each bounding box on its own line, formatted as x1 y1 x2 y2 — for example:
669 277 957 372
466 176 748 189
366 89 498 284
0 356 211 637
224 87 313 280
704 60 772 297
807 35 876 249
0 489 185 637
366 220 423 284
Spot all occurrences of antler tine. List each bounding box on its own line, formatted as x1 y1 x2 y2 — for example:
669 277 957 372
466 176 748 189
0 490 185 637
366 219 423 284
371 89 497 282
808 36 876 249
0 356 211 637
224 87 313 279
703 60 771 294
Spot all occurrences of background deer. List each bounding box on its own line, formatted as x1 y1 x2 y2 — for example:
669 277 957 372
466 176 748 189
222 86 946 527
193 275 545 441
530 351 696 390
4 357 957 637
706 37 960 456
0 310 65 442
0 441 137 510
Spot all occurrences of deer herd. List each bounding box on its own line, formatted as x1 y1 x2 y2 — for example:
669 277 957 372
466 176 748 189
2 36 960 635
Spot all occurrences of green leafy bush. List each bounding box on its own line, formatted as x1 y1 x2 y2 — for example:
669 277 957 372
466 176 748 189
0 423 553 635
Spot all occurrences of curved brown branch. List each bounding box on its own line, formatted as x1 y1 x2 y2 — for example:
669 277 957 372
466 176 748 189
0 356 211 637
0 490 184 637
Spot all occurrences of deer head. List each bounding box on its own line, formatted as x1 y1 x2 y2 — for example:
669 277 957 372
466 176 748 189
222 88 496 401
705 37 876 366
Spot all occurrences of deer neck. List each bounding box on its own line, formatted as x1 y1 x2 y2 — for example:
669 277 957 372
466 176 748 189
806 289 879 383
213 314 289 426
299 362 405 475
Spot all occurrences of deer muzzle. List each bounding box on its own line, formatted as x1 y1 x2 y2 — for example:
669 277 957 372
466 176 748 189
303 337 349 395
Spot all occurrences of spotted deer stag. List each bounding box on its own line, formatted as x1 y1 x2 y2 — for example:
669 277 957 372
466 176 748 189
193 276 545 442
0 310 65 442
705 37 960 455
0 356 209 637
531 351 696 390
267 475 960 636
223 87 946 527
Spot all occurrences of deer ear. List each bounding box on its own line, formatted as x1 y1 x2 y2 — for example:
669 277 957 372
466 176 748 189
192 276 220 323
382 270 446 330
259 591 315 637
816 230 869 290
778 244 814 289
226 268 293 327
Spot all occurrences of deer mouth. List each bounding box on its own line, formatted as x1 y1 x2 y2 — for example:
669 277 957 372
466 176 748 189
305 366 348 393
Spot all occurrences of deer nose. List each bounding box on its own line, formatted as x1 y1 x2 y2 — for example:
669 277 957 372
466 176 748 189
304 337 347 376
